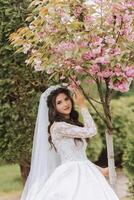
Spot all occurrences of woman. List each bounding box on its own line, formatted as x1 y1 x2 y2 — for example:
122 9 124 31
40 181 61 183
20 86 119 200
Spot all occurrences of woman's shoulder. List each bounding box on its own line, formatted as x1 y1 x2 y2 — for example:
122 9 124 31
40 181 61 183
50 121 68 134
50 121 62 133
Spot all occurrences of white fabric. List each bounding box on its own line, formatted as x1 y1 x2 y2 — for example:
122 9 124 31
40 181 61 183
20 85 61 200
34 107 119 200
20 87 119 200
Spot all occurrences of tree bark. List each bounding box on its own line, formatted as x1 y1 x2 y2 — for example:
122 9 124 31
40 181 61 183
19 163 30 185
105 129 117 192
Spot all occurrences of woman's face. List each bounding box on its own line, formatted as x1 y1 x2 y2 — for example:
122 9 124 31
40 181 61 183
55 93 72 118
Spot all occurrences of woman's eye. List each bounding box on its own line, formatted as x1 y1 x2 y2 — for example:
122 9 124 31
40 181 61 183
65 97 69 101
57 101 61 105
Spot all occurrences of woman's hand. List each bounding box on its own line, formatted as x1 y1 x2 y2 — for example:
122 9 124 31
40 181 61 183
100 167 109 177
73 88 86 108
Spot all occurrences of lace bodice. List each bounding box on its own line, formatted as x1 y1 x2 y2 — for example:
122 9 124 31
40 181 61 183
50 107 97 164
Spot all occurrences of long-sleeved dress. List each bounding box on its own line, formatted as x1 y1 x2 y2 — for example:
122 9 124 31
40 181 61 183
35 107 119 200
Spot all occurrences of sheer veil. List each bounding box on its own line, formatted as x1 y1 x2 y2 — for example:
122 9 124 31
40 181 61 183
20 85 61 200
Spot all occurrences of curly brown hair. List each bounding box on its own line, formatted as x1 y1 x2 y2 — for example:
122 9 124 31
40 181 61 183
47 87 89 151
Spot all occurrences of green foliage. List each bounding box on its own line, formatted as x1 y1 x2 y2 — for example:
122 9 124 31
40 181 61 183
91 96 134 165
111 97 134 165
123 132 134 195
86 134 103 162
123 116 134 195
0 0 50 166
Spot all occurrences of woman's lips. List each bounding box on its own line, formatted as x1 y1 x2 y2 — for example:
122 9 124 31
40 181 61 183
64 107 70 110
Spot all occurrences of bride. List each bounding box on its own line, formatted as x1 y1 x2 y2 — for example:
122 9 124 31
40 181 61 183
20 85 119 200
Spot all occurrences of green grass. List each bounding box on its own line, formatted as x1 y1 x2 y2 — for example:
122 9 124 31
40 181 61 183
0 164 23 194
122 198 134 200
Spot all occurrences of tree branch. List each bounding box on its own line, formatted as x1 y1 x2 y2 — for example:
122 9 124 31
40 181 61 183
79 85 106 123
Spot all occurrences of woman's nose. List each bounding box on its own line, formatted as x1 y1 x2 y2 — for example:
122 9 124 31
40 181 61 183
63 101 68 107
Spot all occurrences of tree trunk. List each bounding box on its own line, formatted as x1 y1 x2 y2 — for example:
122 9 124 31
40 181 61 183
105 129 117 192
19 163 30 185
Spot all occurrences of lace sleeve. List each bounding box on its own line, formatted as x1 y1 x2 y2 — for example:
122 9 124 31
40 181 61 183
51 107 97 138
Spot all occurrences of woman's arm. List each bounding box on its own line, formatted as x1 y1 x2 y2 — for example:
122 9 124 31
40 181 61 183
51 118 97 139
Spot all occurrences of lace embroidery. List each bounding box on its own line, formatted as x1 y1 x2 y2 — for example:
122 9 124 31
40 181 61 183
50 107 97 163
51 107 97 139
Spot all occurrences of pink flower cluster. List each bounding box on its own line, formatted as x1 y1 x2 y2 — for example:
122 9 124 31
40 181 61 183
106 2 134 41
34 58 42 71
124 66 134 78
68 76 81 91
64 58 75 69
109 78 132 93
23 43 31 54
73 5 83 18
84 15 93 30
53 42 75 54
88 64 134 92
82 51 94 60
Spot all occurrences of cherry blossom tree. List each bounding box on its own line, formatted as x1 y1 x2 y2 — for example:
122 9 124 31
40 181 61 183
9 0 134 190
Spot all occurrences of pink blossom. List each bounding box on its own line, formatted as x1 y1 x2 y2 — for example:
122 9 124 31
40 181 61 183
112 3 126 12
112 65 125 77
123 1 134 9
84 16 92 24
110 47 121 56
89 64 100 75
53 42 75 53
95 55 110 65
73 5 83 17
37 30 46 40
34 58 42 71
124 66 134 78
68 80 81 91
123 13 133 24
55 8 63 15
84 15 93 30
92 36 103 47
105 36 116 45
56 9 72 24
46 68 54 74
115 15 122 26
92 47 102 55
120 23 133 37
97 69 113 78
128 32 134 41
45 16 54 25
60 75 66 80
74 65 83 73
82 51 94 60
61 13 71 24
64 58 75 69
78 41 88 48
106 16 114 25
23 43 31 54
109 78 132 92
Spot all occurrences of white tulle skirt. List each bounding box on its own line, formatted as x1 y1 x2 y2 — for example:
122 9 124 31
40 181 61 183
35 160 119 200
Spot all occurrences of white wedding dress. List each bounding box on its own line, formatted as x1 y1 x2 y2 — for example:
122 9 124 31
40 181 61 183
34 107 119 200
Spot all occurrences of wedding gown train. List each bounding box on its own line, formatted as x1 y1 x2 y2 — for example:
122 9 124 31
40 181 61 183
25 107 119 200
